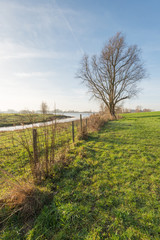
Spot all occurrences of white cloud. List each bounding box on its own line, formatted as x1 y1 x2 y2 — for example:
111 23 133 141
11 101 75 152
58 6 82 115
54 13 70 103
0 40 77 61
0 1 81 39
0 0 85 56
14 71 56 78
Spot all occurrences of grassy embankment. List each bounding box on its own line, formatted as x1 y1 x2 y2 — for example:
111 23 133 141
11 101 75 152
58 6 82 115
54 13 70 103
0 113 70 127
1 112 160 239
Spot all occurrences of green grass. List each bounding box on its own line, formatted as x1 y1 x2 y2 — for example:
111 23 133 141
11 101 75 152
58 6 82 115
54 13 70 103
0 121 80 196
0 113 70 127
1 112 160 239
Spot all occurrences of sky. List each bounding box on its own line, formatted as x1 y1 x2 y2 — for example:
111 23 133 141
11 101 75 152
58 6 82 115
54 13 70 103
0 0 160 112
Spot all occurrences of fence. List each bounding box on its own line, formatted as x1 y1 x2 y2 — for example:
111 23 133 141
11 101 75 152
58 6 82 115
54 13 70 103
0 114 91 185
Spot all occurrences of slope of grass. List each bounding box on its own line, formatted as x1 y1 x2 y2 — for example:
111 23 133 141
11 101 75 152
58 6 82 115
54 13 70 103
1 111 160 239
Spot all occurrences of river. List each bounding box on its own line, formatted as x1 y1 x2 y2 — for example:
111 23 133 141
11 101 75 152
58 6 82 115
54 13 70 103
0 112 94 132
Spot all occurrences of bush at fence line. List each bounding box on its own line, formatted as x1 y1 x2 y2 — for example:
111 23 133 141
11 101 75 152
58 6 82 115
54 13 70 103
78 125 88 140
88 113 108 132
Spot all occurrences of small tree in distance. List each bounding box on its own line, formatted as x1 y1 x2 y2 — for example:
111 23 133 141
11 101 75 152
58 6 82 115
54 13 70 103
41 101 48 114
76 32 147 117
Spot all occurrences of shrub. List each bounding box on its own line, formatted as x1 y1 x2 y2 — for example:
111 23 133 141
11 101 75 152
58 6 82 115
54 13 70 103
88 113 108 132
78 125 88 140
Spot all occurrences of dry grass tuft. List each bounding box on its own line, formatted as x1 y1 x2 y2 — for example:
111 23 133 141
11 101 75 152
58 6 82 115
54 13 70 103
1 184 41 218
0 185 42 224
0 170 52 227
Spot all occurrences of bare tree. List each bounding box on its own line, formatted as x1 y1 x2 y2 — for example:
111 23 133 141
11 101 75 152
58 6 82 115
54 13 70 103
76 32 146 117
135 105 142 113
41 101 48 114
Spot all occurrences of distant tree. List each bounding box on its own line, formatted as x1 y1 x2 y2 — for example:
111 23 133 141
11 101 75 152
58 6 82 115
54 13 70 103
41 101 48 114
143 108 151 112
99 103 106 113
76 32 146 118
135 105 142 112
19 109 32 114
115 105 123 114
123 108 131 113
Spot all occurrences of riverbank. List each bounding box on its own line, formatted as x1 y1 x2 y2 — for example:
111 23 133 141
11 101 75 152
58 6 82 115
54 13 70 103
0 113 70 128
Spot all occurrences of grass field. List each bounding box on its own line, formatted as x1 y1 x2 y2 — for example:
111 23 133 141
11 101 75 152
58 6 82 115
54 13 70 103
1 112 160 239
0 113 69 127
0 120 78 197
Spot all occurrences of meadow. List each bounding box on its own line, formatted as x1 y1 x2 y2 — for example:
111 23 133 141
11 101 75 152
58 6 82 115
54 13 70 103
1 112 160 239
0 120 79 196
0 113 69 127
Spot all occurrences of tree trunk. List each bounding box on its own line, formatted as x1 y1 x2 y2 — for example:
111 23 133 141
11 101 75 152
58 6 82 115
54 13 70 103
109 103 116 118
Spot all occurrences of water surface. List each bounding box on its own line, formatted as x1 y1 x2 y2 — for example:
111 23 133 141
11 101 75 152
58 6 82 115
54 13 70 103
0 112 93 132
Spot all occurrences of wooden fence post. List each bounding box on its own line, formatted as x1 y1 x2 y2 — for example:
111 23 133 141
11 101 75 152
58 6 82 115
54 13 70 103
72 121 75 142
86 118 88 131
33 129 38 179
80 114 82 132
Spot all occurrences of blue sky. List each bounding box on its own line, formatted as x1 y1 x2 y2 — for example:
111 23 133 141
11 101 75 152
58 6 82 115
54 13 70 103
0 0 160 111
